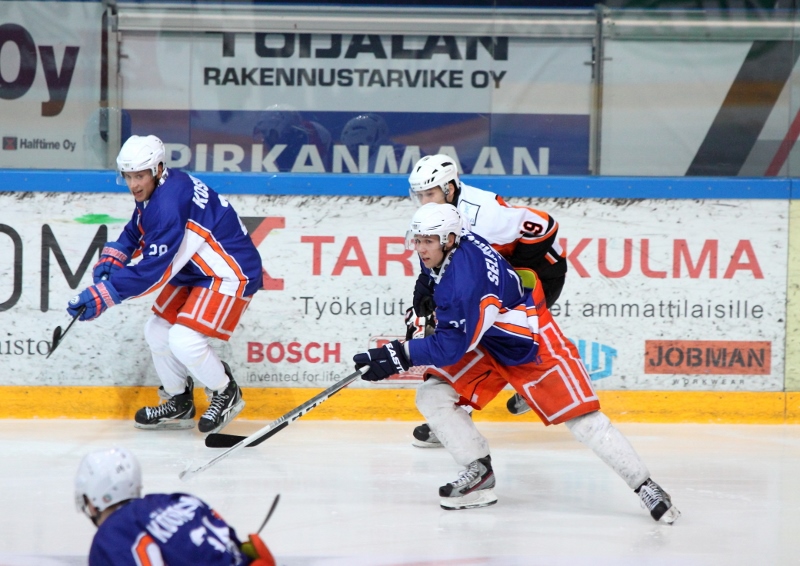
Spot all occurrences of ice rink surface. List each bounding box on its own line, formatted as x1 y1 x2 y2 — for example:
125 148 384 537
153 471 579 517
1 419 799 566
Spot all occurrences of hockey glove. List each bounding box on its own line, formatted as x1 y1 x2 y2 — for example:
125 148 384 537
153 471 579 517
241 533 276 566
514 267 538 291
404 307 435 341
67 281 121 321
92 242 130 283
412 272 436 317
353 340 411 381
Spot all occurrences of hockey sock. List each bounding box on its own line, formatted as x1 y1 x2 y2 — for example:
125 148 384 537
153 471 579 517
416 377 489 466
565 411 650 490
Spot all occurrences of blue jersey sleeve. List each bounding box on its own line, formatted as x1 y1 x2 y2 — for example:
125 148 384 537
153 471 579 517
108 170 263 300
115 207 144 259
111 198 187 299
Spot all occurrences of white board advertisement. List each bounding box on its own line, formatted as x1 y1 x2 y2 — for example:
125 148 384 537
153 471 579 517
0 1 106 169
118 32 593 175
0 192 786 392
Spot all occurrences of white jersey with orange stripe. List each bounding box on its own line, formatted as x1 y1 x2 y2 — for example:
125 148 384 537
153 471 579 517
456 183 566 282
406 230 540 370
109 168 263 301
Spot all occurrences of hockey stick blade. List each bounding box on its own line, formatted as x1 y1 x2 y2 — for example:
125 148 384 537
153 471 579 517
200 368 364 452
47 306 85 359
180 367 366 480
205 421 288 448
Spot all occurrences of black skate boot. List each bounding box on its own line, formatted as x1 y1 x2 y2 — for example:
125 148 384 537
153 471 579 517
506 392 531 415
412 423 443 448
636 478 681 524
439 455 497 510
198 362 245 434
134 378 195 430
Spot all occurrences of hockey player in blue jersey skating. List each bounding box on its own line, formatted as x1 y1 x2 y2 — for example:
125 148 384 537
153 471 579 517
353 203 680 522
75 447 276 566
405 154 569 446
67 135 263 434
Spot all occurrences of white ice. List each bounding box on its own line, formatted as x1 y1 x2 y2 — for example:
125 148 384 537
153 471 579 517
1 419 799 566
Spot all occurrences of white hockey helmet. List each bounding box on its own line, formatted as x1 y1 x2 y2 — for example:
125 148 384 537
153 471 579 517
340 113 389 150
116 135 166 183
405 203 463 250
408 154 461 205
75 447 142 518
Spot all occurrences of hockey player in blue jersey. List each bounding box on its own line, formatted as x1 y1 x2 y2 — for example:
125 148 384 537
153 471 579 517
67 135 263 434
75 447 276 566
406 154 569 447
353 203 680 522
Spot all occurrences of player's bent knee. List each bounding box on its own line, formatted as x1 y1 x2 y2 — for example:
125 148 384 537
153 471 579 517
565 410 612 446
416 378 460 419
144 314 172 351
168 324 211 365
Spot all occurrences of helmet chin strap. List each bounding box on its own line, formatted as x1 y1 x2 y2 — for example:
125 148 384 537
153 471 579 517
431 242 457 283
83 496 133 528
156 164 168 187
447 181 461 205
81 495 103 527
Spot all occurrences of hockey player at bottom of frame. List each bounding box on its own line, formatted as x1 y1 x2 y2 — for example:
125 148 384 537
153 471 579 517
353 202 680 522
75 447 276 566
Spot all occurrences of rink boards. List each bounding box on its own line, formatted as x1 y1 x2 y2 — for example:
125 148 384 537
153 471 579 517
2 173 800 422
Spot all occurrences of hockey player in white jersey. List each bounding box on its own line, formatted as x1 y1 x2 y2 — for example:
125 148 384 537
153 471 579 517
406 154 568 446
67 135 263 434
354 203 680 523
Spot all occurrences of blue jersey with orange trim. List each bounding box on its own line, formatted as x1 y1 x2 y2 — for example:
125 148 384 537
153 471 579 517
89 493 250 566
110 168 262 301
406 231 540 368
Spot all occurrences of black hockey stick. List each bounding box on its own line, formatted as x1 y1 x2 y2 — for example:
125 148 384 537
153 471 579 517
46 306 86 359
240 494 280 560
179 367 366 480
206 420 287 448
256 493 280 534
204 366 366 449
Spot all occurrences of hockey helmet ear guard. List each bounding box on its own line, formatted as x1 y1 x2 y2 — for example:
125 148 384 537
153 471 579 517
405 203 463 250
75 447 142 518
408 154 461 205
116 135 166 185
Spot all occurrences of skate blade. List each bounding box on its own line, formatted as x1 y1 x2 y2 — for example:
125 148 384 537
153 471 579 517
134 419 195 430
440 488 498 510
659 504 681 525
412 438 444 448
201 399 245 435
507 401 532 416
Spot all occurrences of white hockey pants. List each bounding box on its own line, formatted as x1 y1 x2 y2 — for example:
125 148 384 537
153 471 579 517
144 314 229 395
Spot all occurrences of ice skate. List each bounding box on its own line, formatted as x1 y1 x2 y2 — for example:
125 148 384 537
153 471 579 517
636 478 681 524
134 378 195 430
506 392 531 415
412 423 443 448
439 455 497 510
199 362 245 434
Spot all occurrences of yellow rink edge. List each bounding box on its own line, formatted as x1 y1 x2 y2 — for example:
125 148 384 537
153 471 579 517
1 386 800 423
